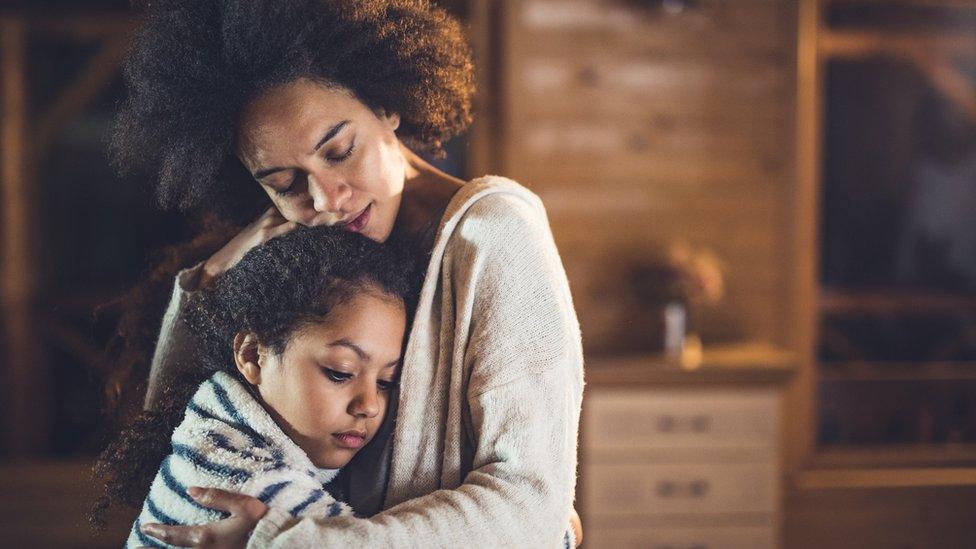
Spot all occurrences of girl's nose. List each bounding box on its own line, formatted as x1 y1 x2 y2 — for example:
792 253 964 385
308 171 352 213
349 382 380 419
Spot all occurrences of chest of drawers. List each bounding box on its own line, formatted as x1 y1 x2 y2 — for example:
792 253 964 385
580 346 793 548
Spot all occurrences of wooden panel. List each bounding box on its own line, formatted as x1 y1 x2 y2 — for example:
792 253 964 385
496 0 797 352
585 389 778 449
514 57 791 119
0 461 134 547
586 522 776 549
516 0 790 57
584 461 777 516
785 485 976 549
1 16 48 455
513 117 790 165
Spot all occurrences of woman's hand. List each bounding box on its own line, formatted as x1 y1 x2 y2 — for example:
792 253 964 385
199 207 297 288
570 508 583 547
139 487 267 548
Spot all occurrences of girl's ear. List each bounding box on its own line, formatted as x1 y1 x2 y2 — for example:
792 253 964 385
233 331 264 385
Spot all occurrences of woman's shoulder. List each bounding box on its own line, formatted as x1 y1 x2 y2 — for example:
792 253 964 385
439 175 550 242
428 176 564 281
450 175 544 215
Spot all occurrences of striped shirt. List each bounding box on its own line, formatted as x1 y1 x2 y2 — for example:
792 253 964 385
126 371 354 548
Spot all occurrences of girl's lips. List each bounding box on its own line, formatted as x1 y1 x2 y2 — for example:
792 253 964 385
341 205 371 233
332 432 367 449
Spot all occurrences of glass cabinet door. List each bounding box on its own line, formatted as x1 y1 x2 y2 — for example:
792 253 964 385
816 1 976 462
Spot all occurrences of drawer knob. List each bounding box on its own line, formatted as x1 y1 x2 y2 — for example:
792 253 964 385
657 415 676 432
578 66 599 86
691 415 712 432
689 479 710 497
639 0 698 16
655 480 676 497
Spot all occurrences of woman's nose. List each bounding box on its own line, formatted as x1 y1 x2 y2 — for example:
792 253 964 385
308 172 352 213
349 383 380 419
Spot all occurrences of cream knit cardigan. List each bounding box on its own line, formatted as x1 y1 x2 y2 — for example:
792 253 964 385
147 176 585 548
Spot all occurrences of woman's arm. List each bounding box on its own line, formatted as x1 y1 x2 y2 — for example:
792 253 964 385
144 208 297 410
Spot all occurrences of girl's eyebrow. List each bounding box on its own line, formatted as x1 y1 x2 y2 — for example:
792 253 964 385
328 338 369 361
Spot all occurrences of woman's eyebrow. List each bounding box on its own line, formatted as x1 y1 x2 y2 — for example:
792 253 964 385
254 166 288 179
311 120 350 153
252 120 351 179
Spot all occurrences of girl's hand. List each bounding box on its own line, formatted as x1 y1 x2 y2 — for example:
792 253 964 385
200 207 297 288
139 487 267 548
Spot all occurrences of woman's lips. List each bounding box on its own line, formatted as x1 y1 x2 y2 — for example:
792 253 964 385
340 205 371 233
332 431 367 449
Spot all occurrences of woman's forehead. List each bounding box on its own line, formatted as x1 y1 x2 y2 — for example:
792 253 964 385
242 80 359 129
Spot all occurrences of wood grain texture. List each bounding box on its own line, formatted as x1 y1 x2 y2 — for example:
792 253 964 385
1 16 48 456
495 0 797 354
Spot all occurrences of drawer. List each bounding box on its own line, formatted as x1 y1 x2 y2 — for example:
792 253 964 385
584 389 778 449
586 524 775 549
583 462 776 516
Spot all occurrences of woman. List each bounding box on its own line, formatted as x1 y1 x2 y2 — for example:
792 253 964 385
106 0 584 546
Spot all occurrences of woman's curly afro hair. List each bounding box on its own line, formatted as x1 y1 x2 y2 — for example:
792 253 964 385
111 0 475 212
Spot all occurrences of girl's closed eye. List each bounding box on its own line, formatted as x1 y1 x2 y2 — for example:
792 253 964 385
322 367 352 383
377 379 397 392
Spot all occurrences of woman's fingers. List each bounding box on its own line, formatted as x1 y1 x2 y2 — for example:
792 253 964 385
200 208 297 287
140 488 267 548
266 221 299 239
141 517 256 548
140 522 201 547
188 486 268 520
569 508 583 547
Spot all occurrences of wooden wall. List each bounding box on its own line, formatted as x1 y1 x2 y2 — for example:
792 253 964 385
483 0 798 355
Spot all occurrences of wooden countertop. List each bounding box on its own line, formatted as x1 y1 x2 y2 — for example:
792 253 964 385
584 341 796 386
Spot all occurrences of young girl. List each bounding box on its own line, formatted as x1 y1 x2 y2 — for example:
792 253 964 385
101 226 416 547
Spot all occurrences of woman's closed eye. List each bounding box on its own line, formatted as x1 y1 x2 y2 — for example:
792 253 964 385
325 140 355 164
271 172 306 197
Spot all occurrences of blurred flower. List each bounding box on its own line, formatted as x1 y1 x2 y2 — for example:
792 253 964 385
631 240 725 306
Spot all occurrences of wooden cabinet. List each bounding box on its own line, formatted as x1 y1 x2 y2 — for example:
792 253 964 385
580 345 793 548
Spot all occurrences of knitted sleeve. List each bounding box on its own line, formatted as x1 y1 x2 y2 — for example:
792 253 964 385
144 263 204 411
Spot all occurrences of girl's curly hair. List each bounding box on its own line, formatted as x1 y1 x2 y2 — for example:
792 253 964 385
91 226 418 528
111 0 475 212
